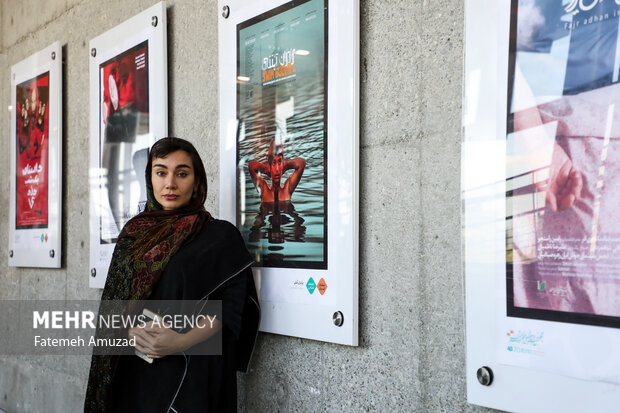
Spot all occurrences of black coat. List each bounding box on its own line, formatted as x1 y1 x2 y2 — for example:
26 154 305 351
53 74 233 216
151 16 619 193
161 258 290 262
97 219 260 412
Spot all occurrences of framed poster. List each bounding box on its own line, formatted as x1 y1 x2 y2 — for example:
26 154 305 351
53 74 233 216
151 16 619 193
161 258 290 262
89 2 167 288
9 42 62 268
464 0 620 411
219 0 359 345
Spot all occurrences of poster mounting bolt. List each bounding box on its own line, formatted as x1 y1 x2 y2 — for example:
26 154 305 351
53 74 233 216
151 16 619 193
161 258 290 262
333 311 344 327
91 48 96 58
152 16 158 27
477 366 493 386
222 5 230 18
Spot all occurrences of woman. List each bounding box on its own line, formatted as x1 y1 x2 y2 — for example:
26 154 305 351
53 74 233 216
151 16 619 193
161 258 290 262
85 137 260 412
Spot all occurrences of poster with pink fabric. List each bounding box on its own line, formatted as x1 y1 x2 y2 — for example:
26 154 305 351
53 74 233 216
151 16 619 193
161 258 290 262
506 0 620 328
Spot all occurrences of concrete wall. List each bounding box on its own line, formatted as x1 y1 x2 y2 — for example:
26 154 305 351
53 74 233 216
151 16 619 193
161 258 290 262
0 0 495 411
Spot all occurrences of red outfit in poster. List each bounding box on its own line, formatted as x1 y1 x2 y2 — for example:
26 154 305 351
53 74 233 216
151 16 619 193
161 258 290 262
248 140 306 204
15 76 49 228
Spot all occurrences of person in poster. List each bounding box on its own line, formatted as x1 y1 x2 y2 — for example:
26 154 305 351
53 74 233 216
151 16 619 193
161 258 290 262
99 41 149 243
509 0 620 324
15 73 49 229
236 0 327 269
248 139 306 203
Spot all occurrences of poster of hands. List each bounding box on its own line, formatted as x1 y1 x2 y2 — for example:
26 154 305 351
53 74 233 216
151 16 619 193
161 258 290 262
464 1 620 411
9 42 62 268
507 0 620 328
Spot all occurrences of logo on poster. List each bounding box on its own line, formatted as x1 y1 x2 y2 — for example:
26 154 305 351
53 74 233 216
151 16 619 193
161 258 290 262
261 49 297 84
565 0 620 14
506 330 545 356
306 277 316 294
98 249 108 263
536 280 568 297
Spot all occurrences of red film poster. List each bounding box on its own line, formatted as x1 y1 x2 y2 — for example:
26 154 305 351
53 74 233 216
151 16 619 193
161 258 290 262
99 41 149 243
15 72 49 229
100 42 149 130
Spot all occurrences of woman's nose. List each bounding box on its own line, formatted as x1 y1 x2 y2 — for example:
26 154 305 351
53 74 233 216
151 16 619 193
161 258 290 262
165 176 177 188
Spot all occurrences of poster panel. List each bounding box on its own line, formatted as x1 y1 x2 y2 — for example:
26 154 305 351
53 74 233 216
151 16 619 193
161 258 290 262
464 0 620 411
9 42 62 268
219 0 359 345
89 2 167 288
98 41 150 243
16 73 49 229
506 0 620 329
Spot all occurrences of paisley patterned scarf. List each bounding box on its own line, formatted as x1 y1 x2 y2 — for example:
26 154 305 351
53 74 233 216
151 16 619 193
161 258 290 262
85 139 211 412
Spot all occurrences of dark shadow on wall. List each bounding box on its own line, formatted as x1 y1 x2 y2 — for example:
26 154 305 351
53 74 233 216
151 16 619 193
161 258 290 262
61 42 68 269
166 4 175 137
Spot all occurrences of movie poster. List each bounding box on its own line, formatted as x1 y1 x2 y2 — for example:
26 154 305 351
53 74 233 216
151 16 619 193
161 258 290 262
15 73 49 229
98 41 150 243
236 0 327 269
506 0 620 327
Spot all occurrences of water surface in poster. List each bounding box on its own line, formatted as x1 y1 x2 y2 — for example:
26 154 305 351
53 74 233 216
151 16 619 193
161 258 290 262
15 73 49 229
236 0 327 269
99 41 150 243
506 0 620 327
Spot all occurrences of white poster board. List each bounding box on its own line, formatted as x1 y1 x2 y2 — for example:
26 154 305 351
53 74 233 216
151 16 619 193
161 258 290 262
89 2 167 288
218 0 359 345
464 0 620 411
9 42 62 268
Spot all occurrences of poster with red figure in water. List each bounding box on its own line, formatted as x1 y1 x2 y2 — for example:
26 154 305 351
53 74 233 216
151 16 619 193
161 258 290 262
15 73 49 229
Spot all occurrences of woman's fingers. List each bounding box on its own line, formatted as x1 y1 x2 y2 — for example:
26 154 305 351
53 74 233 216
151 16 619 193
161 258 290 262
129 328 158 354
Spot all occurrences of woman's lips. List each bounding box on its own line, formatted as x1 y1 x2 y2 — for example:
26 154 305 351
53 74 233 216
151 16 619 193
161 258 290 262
163 194 178 200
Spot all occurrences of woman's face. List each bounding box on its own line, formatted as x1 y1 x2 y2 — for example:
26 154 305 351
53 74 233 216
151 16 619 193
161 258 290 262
151 150 198 210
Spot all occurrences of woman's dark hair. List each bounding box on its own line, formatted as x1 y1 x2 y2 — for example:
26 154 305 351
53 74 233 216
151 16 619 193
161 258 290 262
145 137 208 210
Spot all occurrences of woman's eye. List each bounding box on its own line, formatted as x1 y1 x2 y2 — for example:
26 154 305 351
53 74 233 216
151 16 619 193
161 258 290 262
177 172 188 178
155 171 165 177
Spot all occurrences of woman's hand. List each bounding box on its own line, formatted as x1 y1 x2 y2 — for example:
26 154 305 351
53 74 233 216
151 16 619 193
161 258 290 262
535 141 582 213
129 315 221 360
129 322 189 359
